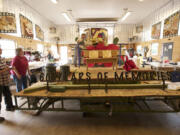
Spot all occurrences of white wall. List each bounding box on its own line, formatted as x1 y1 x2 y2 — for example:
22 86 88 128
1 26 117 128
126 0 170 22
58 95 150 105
0 0 2 11
2 0 180 44
140 0 180 41
114 24 135 43
1 0 55 42
57 24 79 44
57 23 135 44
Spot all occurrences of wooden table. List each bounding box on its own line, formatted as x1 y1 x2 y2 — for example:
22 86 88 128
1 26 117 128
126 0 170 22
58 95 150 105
147 62 180 71
13 83 180 114
14 88 180 98
86 57 118 71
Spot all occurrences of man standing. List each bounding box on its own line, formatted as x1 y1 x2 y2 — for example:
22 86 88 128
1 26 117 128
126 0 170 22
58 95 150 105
0 48 14 123
74 34 86 67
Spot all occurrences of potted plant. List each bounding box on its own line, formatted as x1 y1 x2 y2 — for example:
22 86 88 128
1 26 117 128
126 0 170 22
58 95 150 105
113 37 119 45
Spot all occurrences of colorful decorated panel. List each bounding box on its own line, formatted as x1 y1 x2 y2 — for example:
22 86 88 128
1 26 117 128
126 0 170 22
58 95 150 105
163 11 180 38
0 12 16 33
91 28 108 44
151 22 161 39
35 24 44 41
20 14 33 39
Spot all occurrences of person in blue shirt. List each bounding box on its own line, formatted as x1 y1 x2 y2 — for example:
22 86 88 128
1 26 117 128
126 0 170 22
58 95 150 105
74 34 86 67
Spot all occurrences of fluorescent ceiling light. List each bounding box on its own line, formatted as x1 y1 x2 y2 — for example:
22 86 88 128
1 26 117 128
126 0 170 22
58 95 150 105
51 0 58 4
77 21 117 24
62 12 71 22
121 12 131 22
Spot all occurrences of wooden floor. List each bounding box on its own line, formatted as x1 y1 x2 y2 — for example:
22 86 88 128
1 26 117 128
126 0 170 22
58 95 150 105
1 95 180 135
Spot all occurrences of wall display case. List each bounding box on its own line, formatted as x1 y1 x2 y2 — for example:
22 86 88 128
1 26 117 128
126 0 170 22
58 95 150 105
0 12 16 33
163 11 180 38
20 14 34 39
151 22 161 39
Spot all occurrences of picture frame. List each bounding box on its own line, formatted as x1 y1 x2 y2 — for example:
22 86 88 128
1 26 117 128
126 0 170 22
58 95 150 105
35 24 44 41
163 11 180 38
0 12 16 33
151 22 161 39
19 14 33 39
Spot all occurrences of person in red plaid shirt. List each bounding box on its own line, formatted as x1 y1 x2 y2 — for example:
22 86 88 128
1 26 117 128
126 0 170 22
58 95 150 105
0 48 14 123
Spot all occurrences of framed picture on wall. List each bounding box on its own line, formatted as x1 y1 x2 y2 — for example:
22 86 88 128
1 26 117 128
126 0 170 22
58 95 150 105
136 25 143 33
35 24 44 41
49 27 56 34
0 12 16 33
151 22 161 39
151 43 159 56
19 14 33 39
163 11 180 38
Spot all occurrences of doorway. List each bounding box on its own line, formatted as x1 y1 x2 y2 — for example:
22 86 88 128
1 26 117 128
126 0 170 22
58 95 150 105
60 46 68 65
162 42 173 60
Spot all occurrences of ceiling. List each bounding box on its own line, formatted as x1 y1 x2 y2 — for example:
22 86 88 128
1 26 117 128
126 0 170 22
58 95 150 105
22 0 170 25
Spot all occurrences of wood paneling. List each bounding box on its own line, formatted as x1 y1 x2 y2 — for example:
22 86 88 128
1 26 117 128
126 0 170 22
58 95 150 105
0 33 52 50
135 36 180 62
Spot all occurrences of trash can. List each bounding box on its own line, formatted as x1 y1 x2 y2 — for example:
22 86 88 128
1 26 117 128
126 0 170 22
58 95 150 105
60 65 70 81
45 63 57 82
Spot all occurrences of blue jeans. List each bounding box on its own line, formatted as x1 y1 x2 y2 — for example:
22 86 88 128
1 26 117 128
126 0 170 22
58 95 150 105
74 44 81 66
13 75 27 92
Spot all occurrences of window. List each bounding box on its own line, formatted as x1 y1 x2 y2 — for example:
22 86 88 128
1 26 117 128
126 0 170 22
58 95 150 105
151 43 159 56
37 44 44 53
137 45 142 54
51 45 59 58
60 46 68 65
0 39 16 58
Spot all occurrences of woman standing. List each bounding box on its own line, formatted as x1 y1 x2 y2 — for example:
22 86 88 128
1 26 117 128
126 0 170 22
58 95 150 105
11 48 31 92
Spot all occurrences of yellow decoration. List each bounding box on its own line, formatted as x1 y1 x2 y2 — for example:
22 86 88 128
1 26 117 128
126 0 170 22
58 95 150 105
89 51 99 58
102 50 112 58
